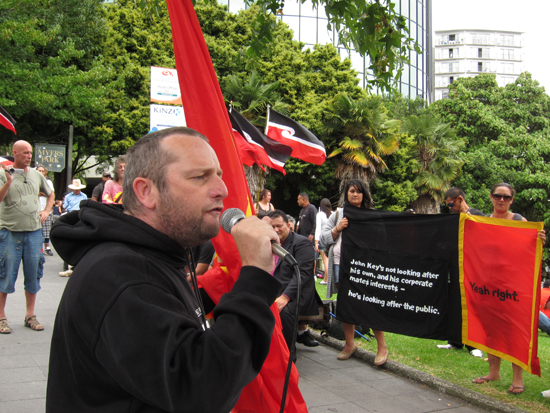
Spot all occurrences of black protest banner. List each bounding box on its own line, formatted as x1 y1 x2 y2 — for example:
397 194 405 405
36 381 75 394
336 206 461 340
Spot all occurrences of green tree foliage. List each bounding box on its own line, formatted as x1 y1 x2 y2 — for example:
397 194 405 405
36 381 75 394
369 132 417 212
140 0 418 93
100 0 176 154
322 93 400 204
432 72 550 225
369 95 426 212
193 2 365 213
223 71 289 123
0 0 118 191
401 114 463 213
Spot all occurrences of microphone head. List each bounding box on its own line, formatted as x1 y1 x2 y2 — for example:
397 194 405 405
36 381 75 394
220 208 246 234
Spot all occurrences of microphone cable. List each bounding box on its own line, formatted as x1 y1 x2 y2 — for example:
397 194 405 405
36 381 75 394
186 248 208 330
279 261 301 413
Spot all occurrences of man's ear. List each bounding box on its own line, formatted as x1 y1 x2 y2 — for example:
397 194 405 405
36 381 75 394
132 177 158 210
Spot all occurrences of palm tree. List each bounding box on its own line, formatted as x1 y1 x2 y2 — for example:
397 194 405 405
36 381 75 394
323 93 400 204
401 114 464 214
223 71 289 124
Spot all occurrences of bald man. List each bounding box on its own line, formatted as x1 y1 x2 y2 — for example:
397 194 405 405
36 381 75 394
0 140 54 334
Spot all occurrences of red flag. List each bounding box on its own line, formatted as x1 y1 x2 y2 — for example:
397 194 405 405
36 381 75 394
232 128 264 169
0 105 16 135
166 0 250 272
229 108 292 175
166 1 307 411
266 107 325 165
459 214 542 375
0 157 14 167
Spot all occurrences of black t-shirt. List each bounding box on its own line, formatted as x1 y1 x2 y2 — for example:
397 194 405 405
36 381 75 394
92 182 105 200
467 207 484 216
297 203 316 238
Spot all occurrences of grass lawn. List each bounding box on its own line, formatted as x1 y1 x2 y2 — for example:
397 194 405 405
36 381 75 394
314 280 550 413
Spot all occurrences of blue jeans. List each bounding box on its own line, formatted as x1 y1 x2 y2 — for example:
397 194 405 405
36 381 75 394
0 228 44 294
539 312 550 337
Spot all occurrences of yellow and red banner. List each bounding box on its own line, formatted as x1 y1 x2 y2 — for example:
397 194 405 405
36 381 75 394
336 206 543 376
166 0 308 411
459 214 543 375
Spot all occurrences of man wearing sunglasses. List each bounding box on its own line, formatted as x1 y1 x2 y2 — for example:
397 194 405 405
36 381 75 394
438 187 485 357
444 187 483 216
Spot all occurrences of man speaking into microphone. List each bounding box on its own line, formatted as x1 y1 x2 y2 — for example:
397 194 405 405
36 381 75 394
46 127 282 413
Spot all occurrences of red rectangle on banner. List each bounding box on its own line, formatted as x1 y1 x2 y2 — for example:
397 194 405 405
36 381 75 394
460 215 542 375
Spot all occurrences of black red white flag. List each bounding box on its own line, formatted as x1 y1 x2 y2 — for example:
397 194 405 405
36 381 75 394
0 156 14 166
0 105 16 135
229 108 292 175
265 108 325 165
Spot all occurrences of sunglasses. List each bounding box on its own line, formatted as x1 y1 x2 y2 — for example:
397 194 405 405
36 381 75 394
446 198 459 208
492 194 512 201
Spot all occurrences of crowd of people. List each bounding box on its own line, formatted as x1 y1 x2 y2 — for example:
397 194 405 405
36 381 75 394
0 130 548 409
251 181 547 396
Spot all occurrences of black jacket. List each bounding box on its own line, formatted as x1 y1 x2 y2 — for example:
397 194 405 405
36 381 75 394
273 231 319 316
46 201 281 413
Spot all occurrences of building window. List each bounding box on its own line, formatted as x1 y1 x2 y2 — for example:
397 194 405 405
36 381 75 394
500 35 514 46
500 49 514 60
478 62 483 72
502 76 515 86
472 34 489 45
449 76 454 84
501 63 514 74
441 34 457 44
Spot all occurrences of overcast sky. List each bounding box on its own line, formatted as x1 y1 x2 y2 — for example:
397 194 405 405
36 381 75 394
432 0 550 94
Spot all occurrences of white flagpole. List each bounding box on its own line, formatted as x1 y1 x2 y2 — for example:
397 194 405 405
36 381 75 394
264 105 270 135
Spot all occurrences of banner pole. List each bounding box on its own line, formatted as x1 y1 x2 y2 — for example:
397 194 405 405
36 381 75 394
256 169 263 211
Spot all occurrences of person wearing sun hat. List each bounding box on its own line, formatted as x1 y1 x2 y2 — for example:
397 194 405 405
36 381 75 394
59 179 88 277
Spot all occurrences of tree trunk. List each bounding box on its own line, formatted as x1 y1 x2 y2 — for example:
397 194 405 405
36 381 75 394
412 193 440 214
244 164 269 204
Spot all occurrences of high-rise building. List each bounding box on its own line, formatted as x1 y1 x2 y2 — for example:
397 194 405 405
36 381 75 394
221 0 433 102
434 29 524 100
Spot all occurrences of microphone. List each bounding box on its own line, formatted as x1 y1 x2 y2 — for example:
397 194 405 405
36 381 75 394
220 208 298 266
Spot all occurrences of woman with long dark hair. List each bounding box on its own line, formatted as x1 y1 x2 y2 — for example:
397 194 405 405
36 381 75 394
321 180 389 363
314 198 332 284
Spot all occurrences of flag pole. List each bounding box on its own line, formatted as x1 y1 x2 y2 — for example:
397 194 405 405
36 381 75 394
256 169 263 212
255 104 269 210
265 105 270 135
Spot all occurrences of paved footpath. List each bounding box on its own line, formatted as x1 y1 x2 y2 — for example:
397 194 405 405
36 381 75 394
0 250 508 413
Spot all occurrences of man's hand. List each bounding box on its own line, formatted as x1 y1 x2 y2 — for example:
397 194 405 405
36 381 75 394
275 295 290 312
1 165 13 184
308 234 313 242
231 216 279 274
39 209 49 223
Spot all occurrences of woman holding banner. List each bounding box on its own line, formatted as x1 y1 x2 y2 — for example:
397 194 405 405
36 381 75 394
472 182 546 394
315 198 332 285
321 180 389 364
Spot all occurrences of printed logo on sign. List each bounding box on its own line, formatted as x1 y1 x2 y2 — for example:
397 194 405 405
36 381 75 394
162 70 174 76
153 106 182 116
